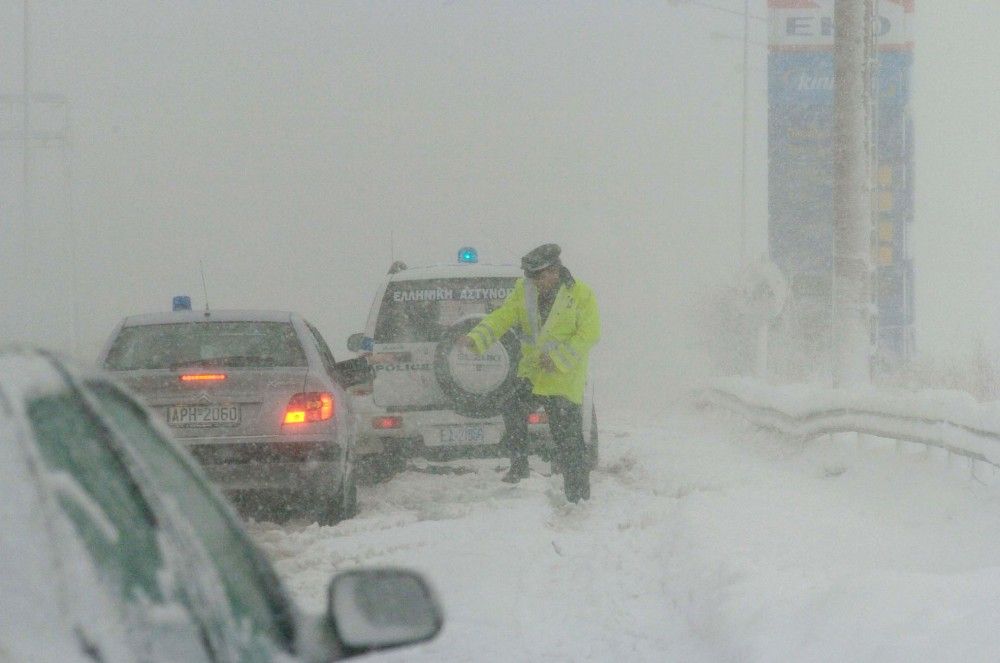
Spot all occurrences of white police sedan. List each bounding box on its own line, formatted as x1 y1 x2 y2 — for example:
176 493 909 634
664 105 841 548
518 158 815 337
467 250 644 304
98 304 370 524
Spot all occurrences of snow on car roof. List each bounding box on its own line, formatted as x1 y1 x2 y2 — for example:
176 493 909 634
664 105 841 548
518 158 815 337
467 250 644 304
387 263 522 282
120 309 298 326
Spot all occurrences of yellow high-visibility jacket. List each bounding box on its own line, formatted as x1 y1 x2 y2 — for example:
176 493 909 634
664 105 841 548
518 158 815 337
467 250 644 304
467 277 600 404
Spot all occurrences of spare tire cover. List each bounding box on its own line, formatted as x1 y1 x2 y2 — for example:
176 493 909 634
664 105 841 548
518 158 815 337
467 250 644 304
434 317 521 418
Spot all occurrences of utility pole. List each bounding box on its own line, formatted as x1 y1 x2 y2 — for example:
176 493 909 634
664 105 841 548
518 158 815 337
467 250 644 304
2 0 79 356
739 0 750 264
831 0 876 386
673 0 765 265
22 0 31 258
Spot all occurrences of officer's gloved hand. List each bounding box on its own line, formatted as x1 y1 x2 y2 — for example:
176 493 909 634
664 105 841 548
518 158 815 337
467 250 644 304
456 335 476 352
539 353 556 372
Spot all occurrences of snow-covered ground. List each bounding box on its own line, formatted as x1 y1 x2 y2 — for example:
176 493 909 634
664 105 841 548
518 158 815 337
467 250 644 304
248 409 1000 662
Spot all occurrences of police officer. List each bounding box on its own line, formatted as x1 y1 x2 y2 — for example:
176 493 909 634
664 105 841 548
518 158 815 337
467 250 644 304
458 244 600 503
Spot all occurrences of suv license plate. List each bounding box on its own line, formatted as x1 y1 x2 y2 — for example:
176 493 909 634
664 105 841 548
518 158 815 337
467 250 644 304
167 404 241 427
438 424 486 445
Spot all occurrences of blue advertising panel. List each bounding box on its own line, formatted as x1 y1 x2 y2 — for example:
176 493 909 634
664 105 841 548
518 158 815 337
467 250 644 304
768 0 914 366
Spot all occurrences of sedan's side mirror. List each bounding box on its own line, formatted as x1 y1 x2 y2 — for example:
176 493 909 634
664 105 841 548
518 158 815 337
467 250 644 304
327 568 442 655
347 333 370 353
332 356 373 389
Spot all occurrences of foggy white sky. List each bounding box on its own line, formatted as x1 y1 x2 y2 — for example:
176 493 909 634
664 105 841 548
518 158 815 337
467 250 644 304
1 2 998 412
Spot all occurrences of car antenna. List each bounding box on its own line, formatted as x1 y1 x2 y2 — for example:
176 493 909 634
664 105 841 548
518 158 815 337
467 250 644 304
200 259 211 317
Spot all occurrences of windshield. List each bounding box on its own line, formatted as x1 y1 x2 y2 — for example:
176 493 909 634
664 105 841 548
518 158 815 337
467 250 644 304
375 277 516 343
104 322 307 370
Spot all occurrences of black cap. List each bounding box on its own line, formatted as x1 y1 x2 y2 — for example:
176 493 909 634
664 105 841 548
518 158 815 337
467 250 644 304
521 243 561 274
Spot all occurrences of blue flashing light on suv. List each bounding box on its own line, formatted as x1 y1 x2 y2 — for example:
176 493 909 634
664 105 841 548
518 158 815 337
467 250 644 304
457 247 478 264
172 295 192 311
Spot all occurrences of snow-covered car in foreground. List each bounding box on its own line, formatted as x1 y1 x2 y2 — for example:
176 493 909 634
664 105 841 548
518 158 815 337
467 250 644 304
0 347 442 662
347 249 597 474
98 307 370 524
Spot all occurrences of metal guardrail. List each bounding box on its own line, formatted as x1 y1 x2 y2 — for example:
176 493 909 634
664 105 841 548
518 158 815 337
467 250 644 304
699 379 1000 470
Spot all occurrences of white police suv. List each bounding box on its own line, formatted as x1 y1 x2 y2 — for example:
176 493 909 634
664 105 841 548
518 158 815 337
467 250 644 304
348 248 597 472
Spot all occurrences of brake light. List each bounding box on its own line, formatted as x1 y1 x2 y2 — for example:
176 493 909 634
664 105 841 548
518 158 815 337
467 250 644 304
180 373 227 382
283 392 335 424
527 411 548 425
372 416 403 430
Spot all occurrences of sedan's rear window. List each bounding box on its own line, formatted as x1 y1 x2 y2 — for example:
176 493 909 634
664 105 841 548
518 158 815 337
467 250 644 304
104 322 307 370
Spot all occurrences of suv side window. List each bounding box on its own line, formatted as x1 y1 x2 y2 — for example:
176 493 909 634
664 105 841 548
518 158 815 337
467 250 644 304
86 380 296 654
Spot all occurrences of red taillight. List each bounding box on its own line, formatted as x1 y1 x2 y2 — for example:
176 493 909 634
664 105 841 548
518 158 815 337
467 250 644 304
283 392 334 424
527 411 548 425
180 373 227 382
372 416 403 430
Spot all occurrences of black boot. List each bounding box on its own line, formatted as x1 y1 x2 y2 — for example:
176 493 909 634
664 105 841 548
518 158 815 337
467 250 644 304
502 457 530 483
563 464 590 503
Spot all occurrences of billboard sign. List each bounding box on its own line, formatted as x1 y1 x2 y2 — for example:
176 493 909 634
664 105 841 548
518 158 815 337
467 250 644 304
768 0 915 367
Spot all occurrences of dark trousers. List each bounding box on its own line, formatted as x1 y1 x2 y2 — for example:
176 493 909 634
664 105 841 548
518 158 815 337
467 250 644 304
502 379 591 502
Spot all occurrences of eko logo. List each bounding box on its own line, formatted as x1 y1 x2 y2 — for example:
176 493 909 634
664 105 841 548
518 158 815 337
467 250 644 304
782 14 893 39
769 0 912 49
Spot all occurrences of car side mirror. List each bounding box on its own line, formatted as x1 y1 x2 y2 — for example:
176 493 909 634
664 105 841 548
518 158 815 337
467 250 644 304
332 356 373 389
327 568 442 655
347 333 369 353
